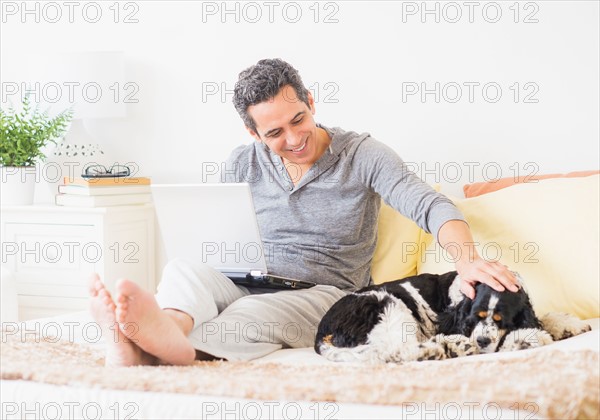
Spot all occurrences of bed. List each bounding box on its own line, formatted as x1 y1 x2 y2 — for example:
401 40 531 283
1 311 599 419
2 175 599 419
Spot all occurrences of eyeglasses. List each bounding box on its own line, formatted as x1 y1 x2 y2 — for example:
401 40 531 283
82 164 131 178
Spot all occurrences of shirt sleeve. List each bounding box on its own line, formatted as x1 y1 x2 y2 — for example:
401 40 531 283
222 144 249 183
351 136 466 241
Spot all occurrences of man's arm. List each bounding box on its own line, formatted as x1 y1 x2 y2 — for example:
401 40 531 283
350 136 519 297
437 219 519 299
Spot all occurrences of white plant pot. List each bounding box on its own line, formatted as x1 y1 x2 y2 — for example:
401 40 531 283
0 166 37 205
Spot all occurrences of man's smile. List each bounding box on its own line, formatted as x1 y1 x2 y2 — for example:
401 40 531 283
288 137 308 153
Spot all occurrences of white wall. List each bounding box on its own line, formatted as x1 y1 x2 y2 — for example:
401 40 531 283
2 0 599 198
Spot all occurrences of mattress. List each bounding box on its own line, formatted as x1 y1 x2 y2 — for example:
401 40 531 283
1 312 598 420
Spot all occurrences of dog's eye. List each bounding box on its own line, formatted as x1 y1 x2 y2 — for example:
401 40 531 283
478 311 487 318
493 314 502 322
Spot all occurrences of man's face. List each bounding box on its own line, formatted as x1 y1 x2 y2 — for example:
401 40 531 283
246 85 322 166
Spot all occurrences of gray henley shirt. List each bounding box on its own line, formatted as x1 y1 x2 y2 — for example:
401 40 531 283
224 125 465 291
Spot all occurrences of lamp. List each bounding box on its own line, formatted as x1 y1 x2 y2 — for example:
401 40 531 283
12 51 127 196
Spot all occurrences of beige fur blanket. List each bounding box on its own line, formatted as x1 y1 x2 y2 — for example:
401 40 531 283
1 334 599 419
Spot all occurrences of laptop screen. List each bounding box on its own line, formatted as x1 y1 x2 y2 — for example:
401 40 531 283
151 183 268 273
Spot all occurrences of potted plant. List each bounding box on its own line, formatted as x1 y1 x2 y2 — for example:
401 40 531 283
0 94 73 205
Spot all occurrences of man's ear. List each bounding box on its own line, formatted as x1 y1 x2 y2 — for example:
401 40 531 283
246 126 261 142
307 90 316 115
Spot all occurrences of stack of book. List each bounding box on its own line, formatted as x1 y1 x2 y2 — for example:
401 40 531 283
55 176 152 207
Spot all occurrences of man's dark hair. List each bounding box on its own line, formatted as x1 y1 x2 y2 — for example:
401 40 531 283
233 58 310 134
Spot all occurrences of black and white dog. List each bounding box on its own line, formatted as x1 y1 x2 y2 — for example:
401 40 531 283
315 271 591 363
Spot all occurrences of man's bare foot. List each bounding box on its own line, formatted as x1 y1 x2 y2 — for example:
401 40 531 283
88 274 156 367
115 279 196 365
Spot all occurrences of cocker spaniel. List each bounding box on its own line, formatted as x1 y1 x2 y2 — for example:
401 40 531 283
315 271 591 363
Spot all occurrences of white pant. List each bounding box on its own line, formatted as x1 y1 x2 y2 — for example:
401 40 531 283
155 258 347 361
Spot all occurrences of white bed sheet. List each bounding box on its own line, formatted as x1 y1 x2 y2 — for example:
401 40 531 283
2 313 598 420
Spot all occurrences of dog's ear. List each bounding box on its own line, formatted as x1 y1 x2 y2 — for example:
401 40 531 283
438 298 473 335
514 291 542 329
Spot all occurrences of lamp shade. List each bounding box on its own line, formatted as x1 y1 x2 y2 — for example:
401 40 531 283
5 51 126 119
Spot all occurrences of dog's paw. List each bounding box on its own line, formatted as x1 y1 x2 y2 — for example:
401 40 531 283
429 334 478 358
320 343 381 363
498 328 553 352
442 334 478 357
416 341 447 361
539 312 592 340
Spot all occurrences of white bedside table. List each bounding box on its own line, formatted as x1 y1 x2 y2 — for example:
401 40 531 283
0 204 155 321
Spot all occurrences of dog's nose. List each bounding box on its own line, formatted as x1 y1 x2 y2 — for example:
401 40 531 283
477 337 491 348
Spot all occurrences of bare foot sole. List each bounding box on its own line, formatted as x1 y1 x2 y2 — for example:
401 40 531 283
115 279 196 365
88 274 156 367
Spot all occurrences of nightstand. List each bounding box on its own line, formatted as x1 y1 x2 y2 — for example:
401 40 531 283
0 204 155 321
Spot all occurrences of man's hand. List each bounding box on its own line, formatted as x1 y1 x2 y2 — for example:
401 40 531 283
456 257 519 300
437 220 520 299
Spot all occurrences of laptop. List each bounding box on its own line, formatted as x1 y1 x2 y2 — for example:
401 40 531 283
151 183 316 289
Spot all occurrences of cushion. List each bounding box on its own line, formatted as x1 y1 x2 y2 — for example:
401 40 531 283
371 202 425 284
418 175 599 319
463 170 600 198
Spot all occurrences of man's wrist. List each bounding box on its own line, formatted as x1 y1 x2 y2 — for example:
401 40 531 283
454 250 482 271
445 241 479 264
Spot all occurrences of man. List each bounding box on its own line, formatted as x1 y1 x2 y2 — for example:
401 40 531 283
89 59 519 366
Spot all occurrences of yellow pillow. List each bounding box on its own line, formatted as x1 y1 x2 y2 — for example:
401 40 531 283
371 202 430 285
418 175 600 319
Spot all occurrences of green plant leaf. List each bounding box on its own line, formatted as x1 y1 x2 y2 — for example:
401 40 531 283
0 94 73 166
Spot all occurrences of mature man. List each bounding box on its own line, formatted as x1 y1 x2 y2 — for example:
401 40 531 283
89 59 519 366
